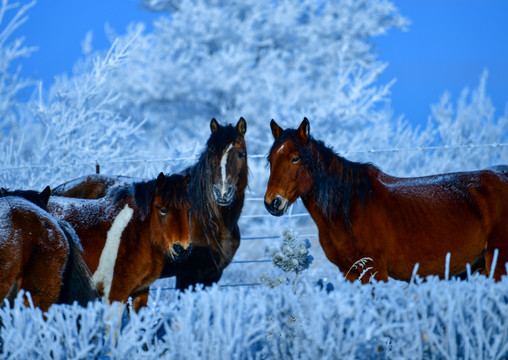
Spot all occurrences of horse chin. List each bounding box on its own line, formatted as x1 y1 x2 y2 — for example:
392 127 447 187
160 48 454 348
213 190 235 207
169 242 193 261
215 197 234 207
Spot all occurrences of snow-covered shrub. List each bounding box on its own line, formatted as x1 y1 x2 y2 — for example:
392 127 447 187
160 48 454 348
262 229 313 290
2 274 508 359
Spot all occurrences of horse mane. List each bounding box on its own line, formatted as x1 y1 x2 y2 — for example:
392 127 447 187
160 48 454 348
0 188 49 210
271 130 376 225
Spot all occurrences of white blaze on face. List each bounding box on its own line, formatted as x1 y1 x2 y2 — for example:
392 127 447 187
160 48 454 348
219 143 234 195
92 204 133 304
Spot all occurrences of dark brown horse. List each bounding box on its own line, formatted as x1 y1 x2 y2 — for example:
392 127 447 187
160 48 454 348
48 172 192 311
0 187 96 311
161 118 248 291
52 118 248 300
264 118 508 282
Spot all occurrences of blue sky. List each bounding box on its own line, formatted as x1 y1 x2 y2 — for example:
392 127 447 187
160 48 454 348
10 0 508 128
377 0 508 127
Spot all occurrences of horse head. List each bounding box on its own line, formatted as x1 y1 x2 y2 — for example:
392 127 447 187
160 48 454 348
206 117 248 207
264 118 314 216
151 172 193 260
0 186 51 210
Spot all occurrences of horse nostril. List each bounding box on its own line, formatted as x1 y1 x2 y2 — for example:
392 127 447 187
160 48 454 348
272 197 281 210
213 184 221 198
173 242 192 259
173 243 184 256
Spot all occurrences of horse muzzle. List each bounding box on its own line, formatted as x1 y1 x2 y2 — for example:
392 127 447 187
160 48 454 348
171 242 193 261
213 184 235 207
264 195 288 216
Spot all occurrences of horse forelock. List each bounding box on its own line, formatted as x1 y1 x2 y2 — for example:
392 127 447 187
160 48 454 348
207 124 241 157
157 174 191 210
271 129 375 224
121 176 190 220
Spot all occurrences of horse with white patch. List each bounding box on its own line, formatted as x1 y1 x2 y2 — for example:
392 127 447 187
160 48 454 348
48 172 192 309
52 118 249 300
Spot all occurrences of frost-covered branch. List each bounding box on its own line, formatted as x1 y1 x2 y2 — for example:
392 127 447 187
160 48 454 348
0 0 36 124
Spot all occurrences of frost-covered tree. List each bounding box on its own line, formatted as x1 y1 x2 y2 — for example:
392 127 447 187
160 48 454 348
64 0 409 196
2 0 508 192
422 70 508 174
129 0 407 147
0 0 36 124
0 0 37 176
0 2 149 188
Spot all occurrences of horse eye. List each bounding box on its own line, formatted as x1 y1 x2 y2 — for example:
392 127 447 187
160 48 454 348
238 151 246 158
159 207 168 216
292 156 300 164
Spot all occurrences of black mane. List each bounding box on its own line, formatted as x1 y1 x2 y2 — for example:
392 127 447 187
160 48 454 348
0 188 49 210
271 129 376 225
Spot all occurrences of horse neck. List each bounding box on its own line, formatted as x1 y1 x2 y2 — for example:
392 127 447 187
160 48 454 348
188 160 245 261
307 139 376 225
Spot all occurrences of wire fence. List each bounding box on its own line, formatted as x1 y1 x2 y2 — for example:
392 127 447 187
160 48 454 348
3 141 508 172
3 141 508 291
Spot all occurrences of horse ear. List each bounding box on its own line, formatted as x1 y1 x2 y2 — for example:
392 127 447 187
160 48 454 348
40 186 51 205
184 174 191 187
210 118 220 133
297 117 310 143
156 172 166 190
270 119 283 139
236 117 247 136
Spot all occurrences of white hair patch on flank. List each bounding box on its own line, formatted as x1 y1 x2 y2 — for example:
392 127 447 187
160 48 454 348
92 204 133 304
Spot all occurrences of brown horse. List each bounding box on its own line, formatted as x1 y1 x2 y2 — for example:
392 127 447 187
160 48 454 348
48 172 192 311
162 117 248 291
264 118 508 282
0 187 96 311
52 118 248 299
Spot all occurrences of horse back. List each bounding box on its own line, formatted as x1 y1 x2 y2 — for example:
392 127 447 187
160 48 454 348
358 168 508 279
47 196 122 273
52 174 136 199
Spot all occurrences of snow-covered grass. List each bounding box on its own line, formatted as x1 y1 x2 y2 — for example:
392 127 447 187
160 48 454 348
2 272 508 359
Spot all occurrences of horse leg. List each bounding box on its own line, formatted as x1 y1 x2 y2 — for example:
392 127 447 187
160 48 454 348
0 245 22 307
0 276 20 308
485 233 508 281
131 288 149 313
22 247 68 311
174 247 223 291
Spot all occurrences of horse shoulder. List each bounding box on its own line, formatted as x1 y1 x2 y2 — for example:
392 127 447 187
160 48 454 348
302 195 359 272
